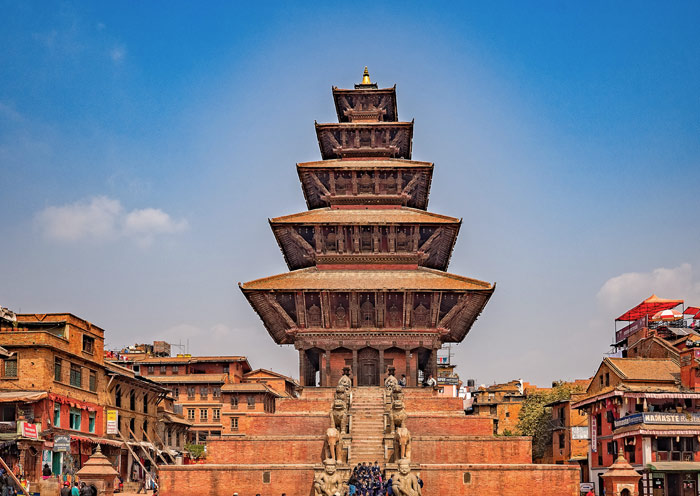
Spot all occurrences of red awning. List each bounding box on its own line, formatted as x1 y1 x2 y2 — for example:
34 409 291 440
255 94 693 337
616 294 684 321
685 306 700 315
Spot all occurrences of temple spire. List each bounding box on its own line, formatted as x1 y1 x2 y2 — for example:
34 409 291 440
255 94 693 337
362 67 371 85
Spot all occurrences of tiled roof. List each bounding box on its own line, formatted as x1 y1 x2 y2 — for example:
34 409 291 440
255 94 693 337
147 374 228 384
245 369 299 385
297 159 433 169
607 358 679 382
240 267 493 292
221 383 282 397
270 207 459 225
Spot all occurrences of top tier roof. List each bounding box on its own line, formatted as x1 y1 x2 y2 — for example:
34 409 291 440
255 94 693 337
332 67 398 123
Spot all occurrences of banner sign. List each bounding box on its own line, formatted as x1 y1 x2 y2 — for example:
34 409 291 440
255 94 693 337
591 417 597 452
616 316 646 344
106 410 118 435
54 435 71 452
615 412 700 429
20 422 38 439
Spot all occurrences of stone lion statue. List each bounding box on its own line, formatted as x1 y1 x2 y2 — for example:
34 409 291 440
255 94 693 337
390 399 407 431
314 458 344 496
392 383 404 403
335 384 350 409
392 459 421 496
385 368 398 391
330 398 347 432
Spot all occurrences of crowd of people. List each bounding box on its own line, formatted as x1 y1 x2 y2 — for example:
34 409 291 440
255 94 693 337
348 462 385 496
0 469 18 496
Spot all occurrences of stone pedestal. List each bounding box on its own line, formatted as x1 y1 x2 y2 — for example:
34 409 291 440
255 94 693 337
75 446 118 496
601 455 641 496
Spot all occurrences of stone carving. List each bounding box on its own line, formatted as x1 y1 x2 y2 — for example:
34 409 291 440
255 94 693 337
384 367 398 391
338 367 352 391
335 385 350 409
394 426 411 461
392 383 405 403
325 427 341 462
392 459 421 496
390 399 408 431
314 459 344 496
331 399 347 432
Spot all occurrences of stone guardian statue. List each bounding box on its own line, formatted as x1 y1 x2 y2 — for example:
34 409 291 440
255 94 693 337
392 459 422 496
313 458 345 496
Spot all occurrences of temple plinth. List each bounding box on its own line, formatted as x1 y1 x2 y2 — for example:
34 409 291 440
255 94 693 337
240 69 495 387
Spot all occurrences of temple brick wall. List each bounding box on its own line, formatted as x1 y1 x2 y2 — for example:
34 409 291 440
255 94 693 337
206 436 324 464
419 463 580 496
274 398 333 412
404 396 464 411
159 464 317 496
411 436 532 464
229 412 329 436
406 414 493 436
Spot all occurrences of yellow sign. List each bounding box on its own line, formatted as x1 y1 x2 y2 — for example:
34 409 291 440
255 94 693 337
106 410 118 435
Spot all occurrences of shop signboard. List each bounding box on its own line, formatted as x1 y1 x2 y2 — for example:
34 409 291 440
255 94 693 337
591 417 597 452
106 410 118 435
20 422 38 439
54 435 71 452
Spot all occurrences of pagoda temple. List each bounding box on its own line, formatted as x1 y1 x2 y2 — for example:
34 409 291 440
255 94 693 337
240 67 495 388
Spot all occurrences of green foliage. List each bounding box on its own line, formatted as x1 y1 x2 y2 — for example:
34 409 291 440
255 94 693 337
184 443 205 460
516 381 586 460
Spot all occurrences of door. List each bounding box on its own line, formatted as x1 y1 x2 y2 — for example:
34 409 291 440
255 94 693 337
682 475 696 496
358 348 379 386
667 473 681 496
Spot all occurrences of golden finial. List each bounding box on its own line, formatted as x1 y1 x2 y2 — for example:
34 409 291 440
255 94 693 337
362 66 371 85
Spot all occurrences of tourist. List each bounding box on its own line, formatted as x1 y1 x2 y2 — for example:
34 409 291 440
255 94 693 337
60 482 71 496
71 482 80 496
425 374 436 388
398 375 406 387
348 474 358 495
42 464 51 477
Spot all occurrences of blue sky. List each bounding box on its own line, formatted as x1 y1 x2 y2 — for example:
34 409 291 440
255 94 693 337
2 1 700 386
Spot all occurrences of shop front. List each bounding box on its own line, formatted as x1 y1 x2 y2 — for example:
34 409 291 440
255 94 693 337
647 463 700 496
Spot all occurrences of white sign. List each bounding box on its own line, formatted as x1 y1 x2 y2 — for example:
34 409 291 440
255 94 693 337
106 410 118 435
591 417 597 452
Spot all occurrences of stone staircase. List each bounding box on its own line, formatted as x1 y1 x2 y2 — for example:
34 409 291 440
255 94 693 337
349 387 386 466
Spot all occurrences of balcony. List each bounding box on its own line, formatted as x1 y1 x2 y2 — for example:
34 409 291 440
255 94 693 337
614 412 700 429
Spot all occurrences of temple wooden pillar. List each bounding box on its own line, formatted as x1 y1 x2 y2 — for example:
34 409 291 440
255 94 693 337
325 349 332 386
405 349 412 387
379 348 385 383
352 349 358 386
299 349 306 386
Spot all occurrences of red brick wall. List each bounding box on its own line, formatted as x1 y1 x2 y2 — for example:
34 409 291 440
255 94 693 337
206 437 324 464
412 436 532 464
275 398 333 412
404 396 464 411
406 415 493 436
228 413 329 436
416 463 580 496
159 464 317 496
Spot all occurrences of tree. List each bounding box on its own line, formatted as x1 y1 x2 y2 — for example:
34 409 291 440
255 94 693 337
516 381 585 461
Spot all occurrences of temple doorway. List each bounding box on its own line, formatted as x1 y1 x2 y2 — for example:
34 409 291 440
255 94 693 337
358 347 379 386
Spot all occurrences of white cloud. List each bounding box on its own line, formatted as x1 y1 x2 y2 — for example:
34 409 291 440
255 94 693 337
36 196 187 245
109 45 125 63
597 263 700 314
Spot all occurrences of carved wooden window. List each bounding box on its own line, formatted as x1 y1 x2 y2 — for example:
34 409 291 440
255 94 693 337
360 227 372 252
381 172 397 194
305 292 322 328
413 293 432 328
325 227 338 252
396 228 409 251
358 172 373 194
386 293 403 328
360 294 375 327
330 293 350 328
335 173 350 195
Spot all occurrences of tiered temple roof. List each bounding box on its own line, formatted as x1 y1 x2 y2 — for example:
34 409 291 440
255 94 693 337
240 68 494 386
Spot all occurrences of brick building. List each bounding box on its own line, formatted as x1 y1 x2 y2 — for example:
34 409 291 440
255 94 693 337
546 391 590 482
470 380 547 435
0 311 187 489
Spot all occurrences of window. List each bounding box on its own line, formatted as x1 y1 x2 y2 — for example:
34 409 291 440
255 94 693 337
489 405 497 415
129 390 136 411
231 417 239 430
89 371 97 392
160 365 167 374
88 412 95 433
69 408 82 430
247 395 255 408
595 413 602 436
230 395 239 409
213 409 220 420
143 420 148 440
53 403 61 427
82 335 94 354
173 387 179 399
147 366 154 374
200 409 208 421
212 387 221 399
115 386 122 408
605 373 610 387
505 411 510 418
599 375 604 388
173 365 179 374
200 387 208 400
187 387 195 400
54 358 62 382
3 357 17 378
143 394 148 414
558 433 565 450
607 441 618 456
262 471 271 484
187 409 195 420
70 364 82 388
